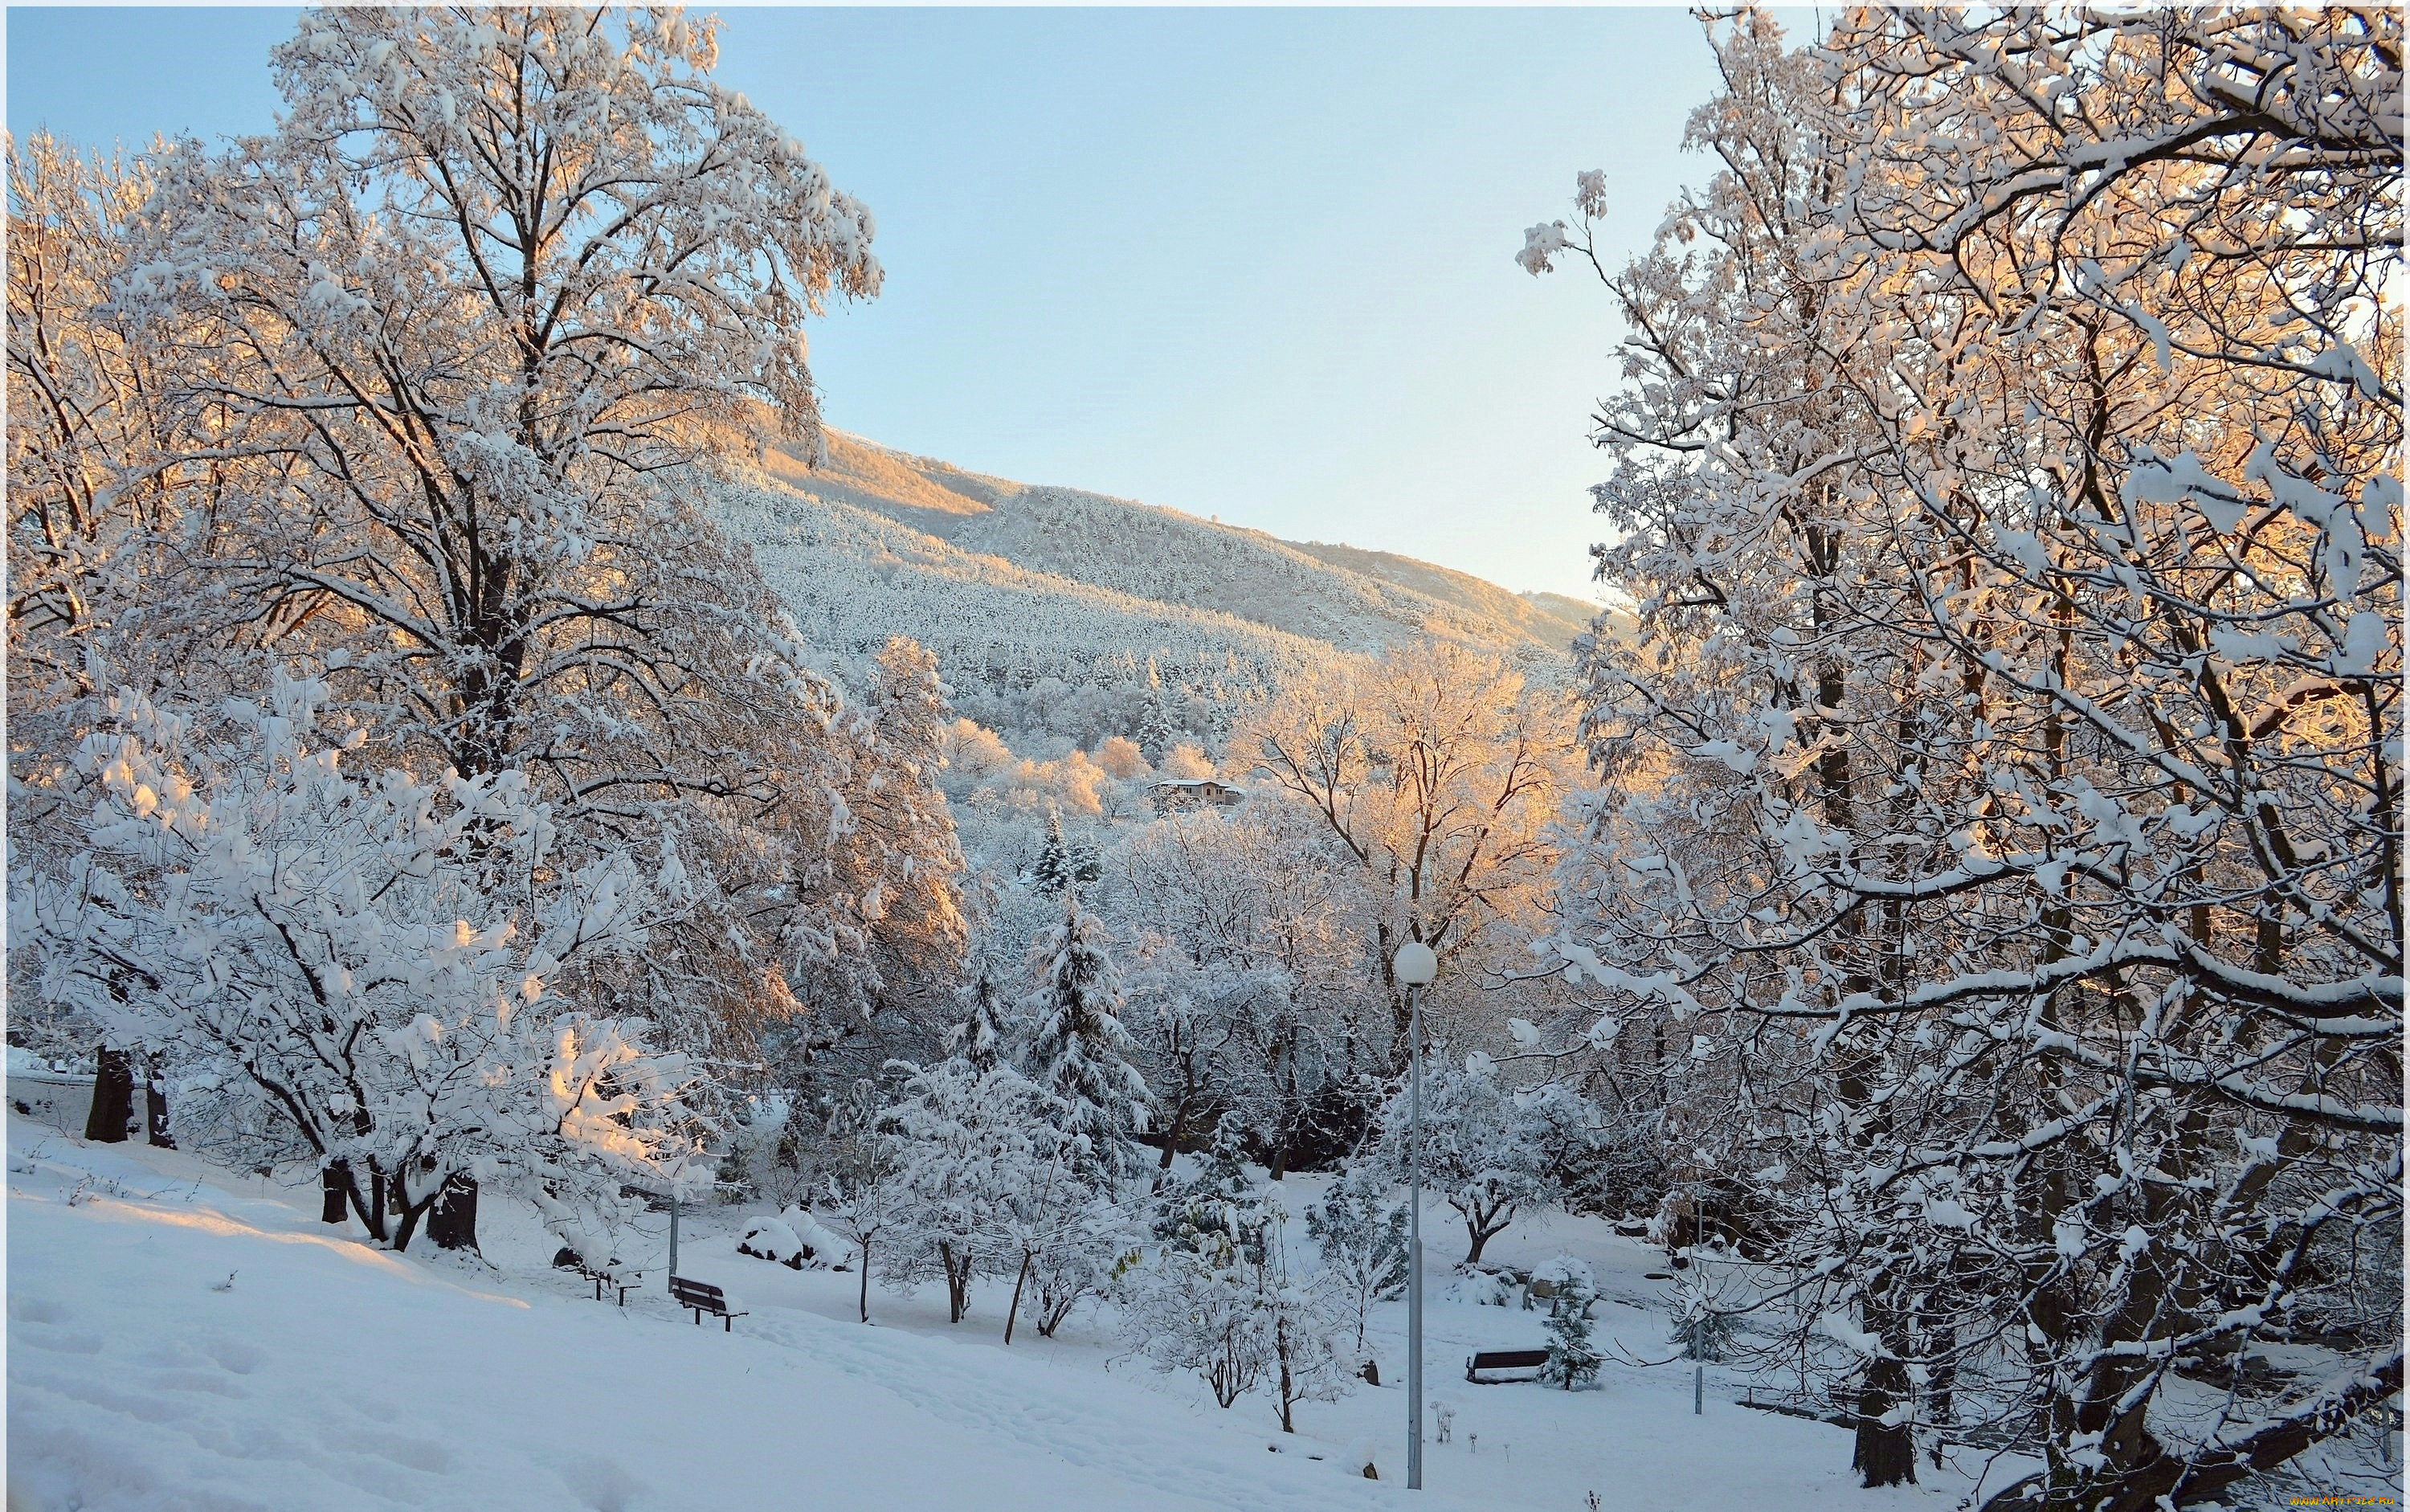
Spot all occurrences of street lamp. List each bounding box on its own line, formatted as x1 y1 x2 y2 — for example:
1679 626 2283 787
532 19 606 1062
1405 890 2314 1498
1393 939 1439 1491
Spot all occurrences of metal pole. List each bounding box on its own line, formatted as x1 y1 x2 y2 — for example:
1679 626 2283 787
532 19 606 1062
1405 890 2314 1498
1407 980 1425 1491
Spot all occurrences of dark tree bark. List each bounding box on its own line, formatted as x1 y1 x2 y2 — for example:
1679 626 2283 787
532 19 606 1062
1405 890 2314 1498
84 1047 134 1142
1463 1199 1510 1265
937 1240 973 1323
1003 1252 1032 1344
1978 1350 2403 1512
427 1174 480 1253
321 1161 352 1224
1852 1346 1918 1487
143 1063 174 1148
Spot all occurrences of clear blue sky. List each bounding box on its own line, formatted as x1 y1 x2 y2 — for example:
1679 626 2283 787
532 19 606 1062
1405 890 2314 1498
6 6 1734 603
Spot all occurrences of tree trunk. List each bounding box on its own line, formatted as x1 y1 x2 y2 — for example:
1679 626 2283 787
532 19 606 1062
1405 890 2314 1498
857 1241 872 1323
321 1161 352 1224
1464 1207 1505 1265
1276 1315 1297 1432
427 1174 480 1253
939 1240 972 1323
84 1046 134 1142
142 1060 174 1147
391 1199 431 1252
1003 1252 1032 1344
1851 1346 1918 1487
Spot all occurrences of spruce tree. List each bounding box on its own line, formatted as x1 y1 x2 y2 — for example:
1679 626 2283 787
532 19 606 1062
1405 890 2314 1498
1152 1112 1268 1265
1028 807 1099 898
950 970 1015 1073
1022 894 1150 1182
1137 657 1179 766
1535 1255 1602 1390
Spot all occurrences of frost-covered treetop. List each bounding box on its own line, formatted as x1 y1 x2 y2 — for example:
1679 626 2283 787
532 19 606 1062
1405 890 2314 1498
149 6 881 463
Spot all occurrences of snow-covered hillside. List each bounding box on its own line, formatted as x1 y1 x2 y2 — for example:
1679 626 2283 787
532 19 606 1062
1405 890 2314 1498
9 1118 2024 1512
775 432 1605 663
713 431 1607 748
711 472 1326 747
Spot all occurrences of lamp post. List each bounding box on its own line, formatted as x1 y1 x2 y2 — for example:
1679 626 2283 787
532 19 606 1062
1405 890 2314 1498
1393 939 1439 1491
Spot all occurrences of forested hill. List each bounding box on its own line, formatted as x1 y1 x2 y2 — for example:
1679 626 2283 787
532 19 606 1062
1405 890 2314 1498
713 431 1609 749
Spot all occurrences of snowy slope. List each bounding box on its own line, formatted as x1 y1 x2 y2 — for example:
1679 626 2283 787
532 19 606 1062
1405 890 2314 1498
7 1122 2014 1512
710 471 1326 743
745 432 1606 660
6 1124 1468 1512
710 431 1611 746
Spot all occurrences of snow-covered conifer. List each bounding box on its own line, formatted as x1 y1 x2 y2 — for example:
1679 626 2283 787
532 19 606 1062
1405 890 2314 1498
950 971 1017 1074
1136 657 1180 766
1534 1256 1601 1391
1023 895 1150 1183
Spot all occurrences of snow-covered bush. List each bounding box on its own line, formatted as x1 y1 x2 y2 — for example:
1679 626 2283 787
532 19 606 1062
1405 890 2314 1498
737 1216 812 1270
1123 1121 1354 1428
1121 1248 1268 1409
11 672 704 1254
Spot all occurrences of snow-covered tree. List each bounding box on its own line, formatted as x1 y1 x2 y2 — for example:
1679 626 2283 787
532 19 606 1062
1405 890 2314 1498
1369 1053 1561 1265
1116 803 1369 1176
811 1084 911 1325
973 1094 1129 1345
1532 9 2402 1502
881 1052 1061 1325
1305 1159 1411 1353
794 636 969 1032
1137 656 1180 766
5 133 227 1094
1236 639 1575 1071
10 670 704 1253
950 970 1016 1074
1265 1274 1355 1433
104 10 902 1158
1023 894 1150 1183
1151 1114 1272 1262
1027 807 1100 900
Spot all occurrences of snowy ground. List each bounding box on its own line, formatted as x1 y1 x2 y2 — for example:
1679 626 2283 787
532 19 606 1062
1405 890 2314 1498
9 1120 2011 1512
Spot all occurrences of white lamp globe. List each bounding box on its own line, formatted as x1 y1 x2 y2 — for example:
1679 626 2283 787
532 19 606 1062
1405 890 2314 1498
1393 941 1438 986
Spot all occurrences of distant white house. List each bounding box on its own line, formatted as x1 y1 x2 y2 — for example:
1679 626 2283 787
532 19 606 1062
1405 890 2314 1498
1147 777 1244 815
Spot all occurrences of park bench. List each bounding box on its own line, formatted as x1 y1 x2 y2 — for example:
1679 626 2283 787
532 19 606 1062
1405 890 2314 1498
551 1248 642 1306
1464 1348 1550 1383
670 1275 747 1331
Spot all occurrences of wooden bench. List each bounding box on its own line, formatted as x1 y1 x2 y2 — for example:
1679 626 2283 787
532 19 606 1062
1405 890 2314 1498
552 1248 641 1306
1464 1348 1550 1383
670 1275 746 1331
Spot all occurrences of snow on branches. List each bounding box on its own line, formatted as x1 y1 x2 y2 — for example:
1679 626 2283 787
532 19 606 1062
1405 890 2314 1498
10 671 704 1253
1534 8 2400 1504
